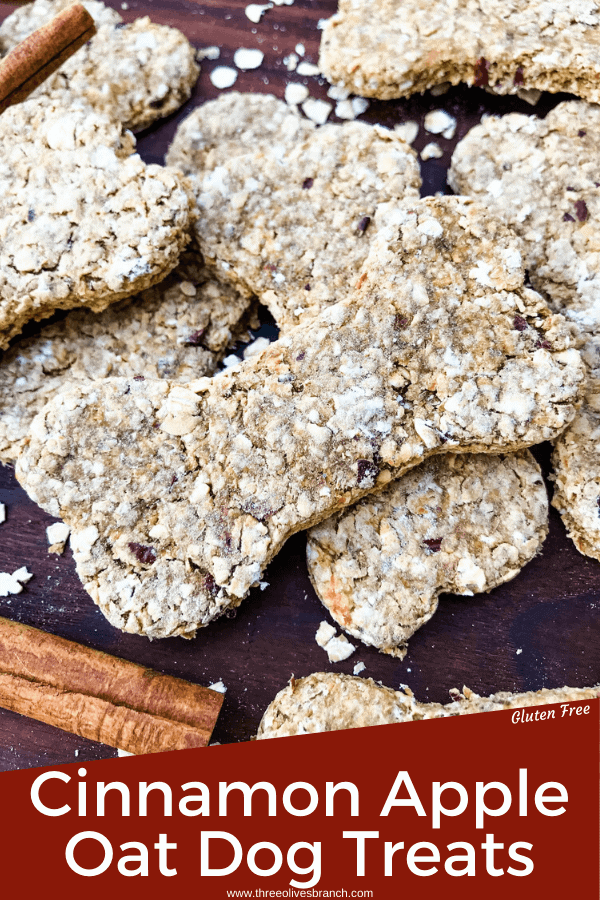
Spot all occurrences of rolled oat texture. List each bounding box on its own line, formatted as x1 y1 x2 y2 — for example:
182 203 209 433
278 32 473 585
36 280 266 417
256 672 600 738
172 108 422 331
0 250 254 463
307 451 548 658
319 0 600 102
0 0 199 131
0 97 193 349
16 196 584 639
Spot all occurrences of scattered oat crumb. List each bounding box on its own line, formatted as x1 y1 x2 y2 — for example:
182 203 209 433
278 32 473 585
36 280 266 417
234 48 264 70
352 97 369 116
259 581 269 590
74 749 79 757
272 0 294 5
0 567 33 597
424 109 457 139
295 43 305 56
197 46 220 61
394 121 419 144
285 82 309 105
430 81 451 96
117 748 134 757
296 61 320 77
516 648 523 655
209 66 237 89
283 52 299 71
421 141 443 160
301 97 332 125
245 3 272 23
46 521 70 555
327 83 350 101
243 336 271 359
315 620 356 662
222 353 241 368
335 96 369 120
120 1 128 8
353 661 366 675
0 503 5 525
317 18 327 29
209 680 227 693
516 87 542 105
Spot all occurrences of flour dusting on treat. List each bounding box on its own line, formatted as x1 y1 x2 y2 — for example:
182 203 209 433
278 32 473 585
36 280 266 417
0 0 199 132
307 451 548 658
166 92 314 182
319 0 600 103
256 673 600 738
0 97 193 349
0 251 254 464
551 334 600 561
188 119 421 330
449 102 600 334
15 196 584 639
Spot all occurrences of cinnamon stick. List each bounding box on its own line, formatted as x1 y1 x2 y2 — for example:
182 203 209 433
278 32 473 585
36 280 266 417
0 3 96 114
0 616 224 754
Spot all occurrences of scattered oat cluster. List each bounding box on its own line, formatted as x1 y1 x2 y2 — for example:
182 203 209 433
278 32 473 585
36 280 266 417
0 0 597 737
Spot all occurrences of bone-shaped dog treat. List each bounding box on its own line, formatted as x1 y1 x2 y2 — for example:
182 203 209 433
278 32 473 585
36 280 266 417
0 0 199 131
256 672 600 739
307 451 548 658
0 250 255 464
16 197 584 639
0 96 193 349
174 112 421 331
319 0 600 102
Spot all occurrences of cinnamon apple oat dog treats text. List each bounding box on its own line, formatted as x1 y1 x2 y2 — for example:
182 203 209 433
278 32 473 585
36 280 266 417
0 250 255 464
166 93 315 178
319 0 600 102
307 451 548 659
0 0 199 132
176 117 421 331
0 97 193 349
16 196 584 638
256 673 600 738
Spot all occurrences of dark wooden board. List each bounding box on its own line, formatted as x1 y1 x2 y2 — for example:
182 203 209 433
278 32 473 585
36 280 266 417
0 0 598 770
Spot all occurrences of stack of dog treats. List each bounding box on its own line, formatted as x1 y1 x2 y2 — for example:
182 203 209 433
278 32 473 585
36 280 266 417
1 0 598 742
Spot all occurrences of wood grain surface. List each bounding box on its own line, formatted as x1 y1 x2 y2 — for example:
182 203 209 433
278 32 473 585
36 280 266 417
0 0 598 770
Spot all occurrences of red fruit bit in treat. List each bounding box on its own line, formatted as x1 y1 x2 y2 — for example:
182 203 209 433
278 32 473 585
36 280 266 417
357 215 371 233
514 66 524 85
563 213 575 222
296 351 306 360
535 339 552 350
513 315 528 331
579 130 587 137
474 57 489 87
264 263 277 273
305 284 311 291
394 314 409 329
128 542 157 565
133 375 145 381
357 459 379 485
302 178 314 189
575 199 589 222
203 573 219 596
185 329 205 345
423 538 443 552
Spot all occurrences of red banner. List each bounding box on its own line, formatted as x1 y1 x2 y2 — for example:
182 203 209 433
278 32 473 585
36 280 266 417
1 699 597 897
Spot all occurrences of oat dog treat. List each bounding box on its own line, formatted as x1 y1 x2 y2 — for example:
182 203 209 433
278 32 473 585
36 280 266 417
0 97 193 349
179 117 421 330
551 334 600 561
450 102 600 334
16 197 584 638
307 451 548 658
256 673 600 738
0 0 199 132
0 251 254 463
319 0 600 102
167 93 315 178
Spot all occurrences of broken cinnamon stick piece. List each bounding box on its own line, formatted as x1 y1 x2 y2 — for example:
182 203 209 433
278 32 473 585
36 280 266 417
0 3 96 114
0 616 223 754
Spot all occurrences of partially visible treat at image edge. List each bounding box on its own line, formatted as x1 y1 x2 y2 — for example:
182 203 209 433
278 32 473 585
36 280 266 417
256 672 600 738
307 451 548 658
319 0 600 102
